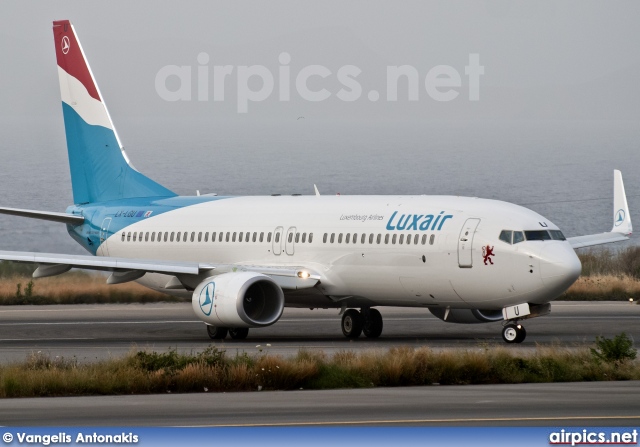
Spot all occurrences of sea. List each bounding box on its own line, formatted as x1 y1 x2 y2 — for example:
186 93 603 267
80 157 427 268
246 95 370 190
0 118 638 255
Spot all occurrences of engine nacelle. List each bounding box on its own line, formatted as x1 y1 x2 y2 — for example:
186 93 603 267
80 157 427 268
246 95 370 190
192 272 285 328
429 308 504 324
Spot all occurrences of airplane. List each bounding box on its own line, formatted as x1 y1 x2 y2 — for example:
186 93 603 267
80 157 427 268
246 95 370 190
0 20 633 344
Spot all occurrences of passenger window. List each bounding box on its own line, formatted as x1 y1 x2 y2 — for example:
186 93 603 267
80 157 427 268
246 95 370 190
337 233 342 243
421 234 427 245
267 232 272 243
211 232 216 242
499 230 513 244
253 232 257 242
175 232 180 242
288 232 293 243
226 232 230 242
302 233 306 243
330 233 335 243
353 233 357 244
239 232 243 242
151 232 155 242
191 232 196 242
392 234 397 244
163 232 167 242
406 234 411 245
295 233 300 243
398 234 404 244
184 232 188 242
361 234 366 244
323 233 328 243
429 234 435 245
170 232 175 242
309 233 313 243
197 232 202 242
233 232 237 242
275 232 280 243
260 232 264 242
414 234 419 245
384 234 389 244
513 231 525 244
369 234 374 244
204 232 208 242
133 232 137 242
145 232 149 242
549 230 566 241
121 233 125 242
376 234 381 244
345 233 350 244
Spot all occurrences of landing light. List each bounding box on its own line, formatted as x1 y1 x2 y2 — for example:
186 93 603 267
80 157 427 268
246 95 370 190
297 271 311 279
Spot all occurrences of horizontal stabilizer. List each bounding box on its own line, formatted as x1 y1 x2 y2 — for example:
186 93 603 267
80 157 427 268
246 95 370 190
0 207 84 225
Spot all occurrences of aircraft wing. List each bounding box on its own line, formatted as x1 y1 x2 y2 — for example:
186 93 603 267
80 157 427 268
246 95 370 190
0 250 320 289
567 170 633 249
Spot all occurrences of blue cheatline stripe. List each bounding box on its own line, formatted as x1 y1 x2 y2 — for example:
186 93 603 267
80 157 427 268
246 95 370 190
61 102 176 204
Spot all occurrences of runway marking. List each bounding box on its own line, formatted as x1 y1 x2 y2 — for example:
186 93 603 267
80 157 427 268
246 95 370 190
0 337 94 341
185 414 640 427
0 307 180 313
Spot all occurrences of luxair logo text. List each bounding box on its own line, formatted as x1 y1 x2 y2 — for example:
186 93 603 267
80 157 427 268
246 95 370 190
386 211 453 231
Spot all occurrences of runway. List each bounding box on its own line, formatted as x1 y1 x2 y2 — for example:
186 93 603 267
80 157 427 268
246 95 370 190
0 301 639 426
0 301 638 362
0 382 638 426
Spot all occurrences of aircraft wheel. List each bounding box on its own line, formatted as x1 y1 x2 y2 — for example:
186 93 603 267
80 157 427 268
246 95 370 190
206 325 228 340
229 328 250 340
341 309 363 339
502 323 526 344
363 308 383 338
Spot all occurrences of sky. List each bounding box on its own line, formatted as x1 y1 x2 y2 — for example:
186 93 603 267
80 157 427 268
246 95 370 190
0 1 639 253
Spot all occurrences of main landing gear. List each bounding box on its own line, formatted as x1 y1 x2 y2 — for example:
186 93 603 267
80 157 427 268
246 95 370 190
501 322 526 344
206 325 250 340
341 308 383 339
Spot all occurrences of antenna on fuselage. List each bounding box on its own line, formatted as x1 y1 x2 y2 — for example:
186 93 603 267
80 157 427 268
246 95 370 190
314 184 320 196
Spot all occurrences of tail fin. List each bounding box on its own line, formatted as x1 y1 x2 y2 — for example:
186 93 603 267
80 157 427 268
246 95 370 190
53 20 175 204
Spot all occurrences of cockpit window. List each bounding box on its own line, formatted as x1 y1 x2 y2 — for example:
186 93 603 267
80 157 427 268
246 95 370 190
499 230 513 244
513 231 525 244
549 230 566 241
524 230 551 241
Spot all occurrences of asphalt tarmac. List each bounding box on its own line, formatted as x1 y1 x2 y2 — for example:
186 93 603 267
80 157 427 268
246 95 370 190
0 301 639 426
0 301 638 362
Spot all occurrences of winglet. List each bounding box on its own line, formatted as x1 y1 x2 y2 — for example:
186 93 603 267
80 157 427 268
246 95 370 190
612 169 632 235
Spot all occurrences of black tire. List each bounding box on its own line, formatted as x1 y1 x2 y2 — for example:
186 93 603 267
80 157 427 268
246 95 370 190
501 323 518 343
229 328 250 340
363 308 383 338
341 309 363 338
206 325 228 340
514 325 526 343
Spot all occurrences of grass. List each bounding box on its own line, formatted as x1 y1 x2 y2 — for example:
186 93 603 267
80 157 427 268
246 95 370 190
0 260 183 304
0 343 638 398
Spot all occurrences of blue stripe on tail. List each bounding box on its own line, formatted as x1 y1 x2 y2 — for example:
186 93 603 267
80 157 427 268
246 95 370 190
61 102 175 204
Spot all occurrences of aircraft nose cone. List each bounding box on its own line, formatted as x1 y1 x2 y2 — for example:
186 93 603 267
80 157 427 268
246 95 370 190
539 243 582 296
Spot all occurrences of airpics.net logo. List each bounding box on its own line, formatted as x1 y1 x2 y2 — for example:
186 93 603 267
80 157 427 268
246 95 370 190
155 52 484 113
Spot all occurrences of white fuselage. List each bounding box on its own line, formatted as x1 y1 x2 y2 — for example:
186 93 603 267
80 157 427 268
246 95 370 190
101 195 581 310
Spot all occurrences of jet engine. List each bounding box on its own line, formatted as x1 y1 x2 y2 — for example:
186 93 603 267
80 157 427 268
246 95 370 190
429 308 504 324
192 272 285 328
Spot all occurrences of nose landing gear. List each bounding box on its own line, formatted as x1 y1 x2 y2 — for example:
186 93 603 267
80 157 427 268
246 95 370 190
502 322 526 343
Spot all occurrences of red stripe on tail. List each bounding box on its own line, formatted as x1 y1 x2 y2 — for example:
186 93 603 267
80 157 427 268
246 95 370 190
53 20 101 102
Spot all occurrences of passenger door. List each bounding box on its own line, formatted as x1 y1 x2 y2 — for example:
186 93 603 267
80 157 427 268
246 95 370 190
458 218 480 268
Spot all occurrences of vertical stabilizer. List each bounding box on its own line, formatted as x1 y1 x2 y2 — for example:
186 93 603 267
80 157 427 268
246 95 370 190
53 20 175 204
612 169 632 235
